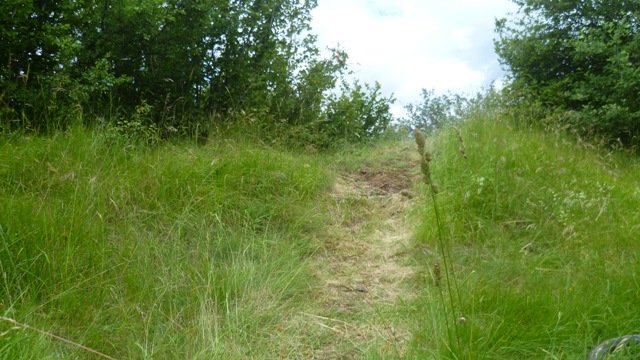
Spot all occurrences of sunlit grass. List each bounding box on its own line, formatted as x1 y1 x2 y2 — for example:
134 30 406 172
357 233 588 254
409 115 640 359
0 126 331 359
2 115 639 359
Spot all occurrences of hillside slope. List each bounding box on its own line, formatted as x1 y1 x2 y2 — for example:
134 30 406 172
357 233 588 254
1 119 639 359
409 116 640 359
0 128 420 359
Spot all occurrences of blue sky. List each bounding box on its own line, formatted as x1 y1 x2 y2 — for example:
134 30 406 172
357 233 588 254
311 0 518 116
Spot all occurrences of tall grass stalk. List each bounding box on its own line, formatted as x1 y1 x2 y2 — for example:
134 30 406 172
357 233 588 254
414 128 463 356
0 317 117 360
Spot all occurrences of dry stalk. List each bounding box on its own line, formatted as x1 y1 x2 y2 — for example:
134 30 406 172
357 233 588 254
413 128 462 352
454 127 467 159
0 316 118 360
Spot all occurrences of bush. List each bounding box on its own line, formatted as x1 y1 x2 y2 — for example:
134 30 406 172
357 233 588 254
404 87 503 134
320 80 395 147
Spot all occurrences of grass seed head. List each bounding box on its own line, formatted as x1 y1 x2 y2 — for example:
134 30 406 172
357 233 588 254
454 127 467 159
433 262 442 287
420 159 431 180
414 128 426 156
415 131 437 193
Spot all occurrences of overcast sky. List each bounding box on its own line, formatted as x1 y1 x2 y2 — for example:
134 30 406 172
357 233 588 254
310 0 518 117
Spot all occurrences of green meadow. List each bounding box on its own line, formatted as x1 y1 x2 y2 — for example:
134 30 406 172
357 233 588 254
3 0 640 358
2 114 639 359
0 128 332 358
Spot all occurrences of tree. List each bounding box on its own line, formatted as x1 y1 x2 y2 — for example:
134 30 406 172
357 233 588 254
0 0 395 144
323 80 394 143
204 0 320 118
496 0 640 147
0 0 76 128
405 89 470 133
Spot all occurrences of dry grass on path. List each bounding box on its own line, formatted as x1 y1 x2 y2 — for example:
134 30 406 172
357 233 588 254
294 141 421 359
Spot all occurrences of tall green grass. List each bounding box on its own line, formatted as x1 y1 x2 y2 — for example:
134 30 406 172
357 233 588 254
3 115 638 359
409 116 640 359
0 126 331 359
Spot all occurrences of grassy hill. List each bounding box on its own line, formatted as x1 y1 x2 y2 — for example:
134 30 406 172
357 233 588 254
1 115 639 359
0 127 334 358
408 115 640 359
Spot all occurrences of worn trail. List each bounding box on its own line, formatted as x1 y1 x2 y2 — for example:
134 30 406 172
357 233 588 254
302 143 420 359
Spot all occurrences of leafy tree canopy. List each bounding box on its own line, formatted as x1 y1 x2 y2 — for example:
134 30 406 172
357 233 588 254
0 0 395 146
496 0 640 148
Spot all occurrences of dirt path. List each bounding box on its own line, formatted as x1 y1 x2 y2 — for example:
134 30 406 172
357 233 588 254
300 143 420 359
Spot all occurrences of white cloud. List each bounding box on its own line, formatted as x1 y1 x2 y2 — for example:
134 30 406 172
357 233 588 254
311 0 518 117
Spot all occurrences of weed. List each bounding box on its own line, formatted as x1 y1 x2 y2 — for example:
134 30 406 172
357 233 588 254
413 128 464 357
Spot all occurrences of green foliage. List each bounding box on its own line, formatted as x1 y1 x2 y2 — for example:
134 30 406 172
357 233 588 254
106 101 161 145
405 88 502 133
322 81 395 144
405 89 465 133
228 78 396 150
0 1 392 146
496 1 640 148
0 1 81 130
274 49 349 127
